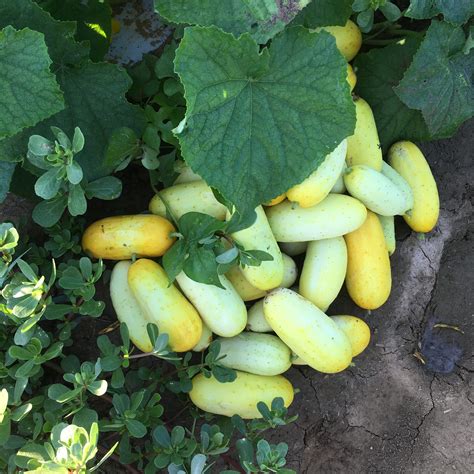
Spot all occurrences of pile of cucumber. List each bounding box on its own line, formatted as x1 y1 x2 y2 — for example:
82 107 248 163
81 20 439 419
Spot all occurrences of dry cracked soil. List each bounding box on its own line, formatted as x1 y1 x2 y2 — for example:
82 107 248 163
1 120 473 473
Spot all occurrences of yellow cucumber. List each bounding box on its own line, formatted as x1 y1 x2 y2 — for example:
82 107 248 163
281 254 298 288
266 194 367 242
315 20 362 61
263 288 352 373
173 160 202 184
247 300 272 333
192 323 213 352
82 214 175 260
346 97 382 171
381 162 414 211
110 261 153 353
287 140 348 208
299 237 347 312
331 163 347 194
388 141 439 232
345 211 392 309
279 241 308 256
264 193 286 206
377 214 396 256
331 315 371 357
347 64 357 92
215 332 292 376
226 266 267 301
175 272 247 338
149 180 227 220
229 206 284 290
189 371 294 419
344 165 412 216
128 259 202 352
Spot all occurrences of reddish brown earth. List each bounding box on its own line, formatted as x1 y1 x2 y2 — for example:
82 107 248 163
1 121 472 473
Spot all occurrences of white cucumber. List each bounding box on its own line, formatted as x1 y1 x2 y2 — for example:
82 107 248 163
281 253 298 288
247 300 273 333
216 332 292 376
344 165 411 216
299 237 348 312
377 214 396 256
331 163 347 194
229 206 284 290
287 140 347 207
266 194 367 242
381 162 414 212
176 272 247 338
279 241 308 256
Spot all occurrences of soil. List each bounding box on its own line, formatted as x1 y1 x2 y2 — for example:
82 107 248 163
1 121 472 473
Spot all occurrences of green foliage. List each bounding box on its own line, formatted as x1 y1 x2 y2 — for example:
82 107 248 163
0 0 144 193
352 0 401 32
354 37 431 150
395 20 474 137
26 127 122 227
405 0 474 25
0 222 295 473
163 212 272 288
174 26 355 215
156 0 311 44
1 1 473 472
294 0 353 27
0 26 64 140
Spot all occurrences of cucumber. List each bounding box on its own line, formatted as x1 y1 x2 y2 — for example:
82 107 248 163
226 266 266 301
192 323 213 352
279 241 308 256
266 194 367 242
110 261 153 353
246 300 272 333
263 193 286 206
331 315 371 357
345 211 391 309
314 20 362 61
388 141 439 233
128 259 203 352
189 371 294 419
287 140 347 208
344 165 411 216
331 163 347 194
281 253 298 288
216 332 291 376
346 97 382 171
263 288 352 373
149 180 227 220
299 237 347 312
173 160 202 184
381 162 414 212
82 214 175 260
229 206 284 290
347 63 357 92
377 214 396 256
176 272 247 338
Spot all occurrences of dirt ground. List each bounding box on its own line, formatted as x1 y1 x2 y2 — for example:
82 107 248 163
1 121 472 473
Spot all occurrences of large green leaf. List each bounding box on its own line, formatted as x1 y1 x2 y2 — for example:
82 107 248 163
395 21 473 137
354 37 432 150
0 0 88 66
38 0 112 61
155 0 311 43
0 27 64 140
405 0 474 25
0 62 145 179
0 162 16 202
293 0 353 27
174 26 355 215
